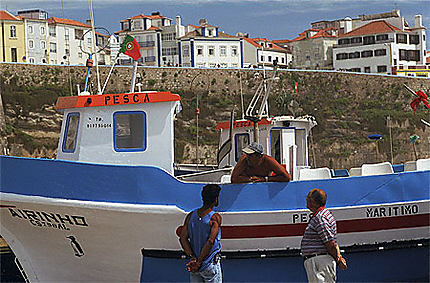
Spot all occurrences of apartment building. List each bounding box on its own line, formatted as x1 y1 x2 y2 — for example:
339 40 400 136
333 15 426 74
288 28 338 69
18 9 49 64
0 10 26 62
243 37 291 68
47 17 93 65
115 12 185 66
178 19 242 68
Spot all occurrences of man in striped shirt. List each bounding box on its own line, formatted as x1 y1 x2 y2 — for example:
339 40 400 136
301 189 347 282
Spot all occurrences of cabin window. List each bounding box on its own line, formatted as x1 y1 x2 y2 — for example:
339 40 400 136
271 129 282 164
62 113 80 153
295 129 306 166
114 111 146 151
235 133 250 161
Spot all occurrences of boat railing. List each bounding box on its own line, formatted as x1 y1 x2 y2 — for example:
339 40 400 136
177 167 234 183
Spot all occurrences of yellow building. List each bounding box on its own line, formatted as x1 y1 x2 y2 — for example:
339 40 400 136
0 10 26 62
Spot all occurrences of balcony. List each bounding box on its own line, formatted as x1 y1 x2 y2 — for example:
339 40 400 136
145 56 156 62
333 38 394 48
140 41 155 47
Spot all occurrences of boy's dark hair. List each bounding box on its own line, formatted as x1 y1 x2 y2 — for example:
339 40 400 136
202 184 221 206
309 188 327 207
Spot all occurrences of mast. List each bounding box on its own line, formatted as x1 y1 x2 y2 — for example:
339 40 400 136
88 0 102 94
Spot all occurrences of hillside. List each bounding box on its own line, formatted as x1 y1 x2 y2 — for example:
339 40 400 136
0 63 429 169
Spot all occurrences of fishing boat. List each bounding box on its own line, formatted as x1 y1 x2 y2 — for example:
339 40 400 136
1 45 429 282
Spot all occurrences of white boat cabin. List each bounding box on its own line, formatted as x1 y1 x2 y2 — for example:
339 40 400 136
55 91 181 174
216 116 317 180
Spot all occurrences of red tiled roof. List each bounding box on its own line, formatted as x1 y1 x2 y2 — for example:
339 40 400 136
273 39 292 44
244 38 287 51
0 10 20 21
121 14 169 22
146 26 162 31
290 27 337 42
180 30 237 39
48 17 90 28
340 20 401 37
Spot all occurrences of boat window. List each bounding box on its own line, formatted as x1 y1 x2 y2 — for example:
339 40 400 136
295 129 306 166
235 133 250 161
114 111 146 152
271 129 281 163
62 112 80 153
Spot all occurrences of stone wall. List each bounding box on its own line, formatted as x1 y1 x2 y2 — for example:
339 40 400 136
1 63 429 169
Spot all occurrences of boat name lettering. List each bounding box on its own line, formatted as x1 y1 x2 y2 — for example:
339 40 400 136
292 213 312 223
8 208 88 230
366 204 419 218
104 93 150 105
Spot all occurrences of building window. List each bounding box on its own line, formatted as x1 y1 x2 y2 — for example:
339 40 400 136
40 26 46 35
374 49 387 56
231 46 238 56
87 37 92 45
11 48 17 62
197 46 203 55
28 25 33 34
220 46 226 56
350 68 361 72
62 113 80 153
197 63 206 68
220 63 227 68
65 29 69 41
208 29 213 36
336 53 348 60
49 26 56 37
40 40 46 49
396 34 407 44
261 55 264 61
183 45 190 57
364 66 370 73
209 63 216 68
75 29 83 40
114 111 146 152
399 49 420 61
208 46 215 56
78 52 83 58
268 55 272 61
338 38 350 45
361 50 373 58
351 37 362 44
376 34 388 41
28 39 34 49
377 65 387 73
29 58 35 63
348 52 360 59
10 26 16 38
50 42 57 53
409 34 419 44
363 36 375 45
282 57 285 63
65 49 70 55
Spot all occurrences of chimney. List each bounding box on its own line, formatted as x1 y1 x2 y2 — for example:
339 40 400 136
176 15 182 26
344 17 352 33
414 15 423 28
86 19 92 25
199 19 207 26
151 11 160 16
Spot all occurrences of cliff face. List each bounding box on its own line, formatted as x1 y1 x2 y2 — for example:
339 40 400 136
0 63 429 169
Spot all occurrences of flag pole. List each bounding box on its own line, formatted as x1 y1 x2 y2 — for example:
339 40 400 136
130 60 138 93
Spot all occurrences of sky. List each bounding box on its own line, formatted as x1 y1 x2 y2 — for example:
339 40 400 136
1 0 429 48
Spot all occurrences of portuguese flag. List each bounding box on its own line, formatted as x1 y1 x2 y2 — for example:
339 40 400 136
120 35 141 60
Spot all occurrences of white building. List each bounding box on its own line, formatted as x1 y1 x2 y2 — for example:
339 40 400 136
18 9 50 64
115 12 185 66
286 28 338 70
242 37 291 69
333 14 426 74
178 19 242 68
47 17 93 65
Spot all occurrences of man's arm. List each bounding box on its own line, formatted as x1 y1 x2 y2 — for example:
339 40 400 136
231 155 252 183
193 213 222 271
324 240 347 270
179 213 195 259
266 156 291 182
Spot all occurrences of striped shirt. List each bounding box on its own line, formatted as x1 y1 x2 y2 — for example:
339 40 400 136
300 208 337 256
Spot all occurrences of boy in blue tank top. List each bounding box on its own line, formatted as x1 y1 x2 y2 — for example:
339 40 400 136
179 184 222 283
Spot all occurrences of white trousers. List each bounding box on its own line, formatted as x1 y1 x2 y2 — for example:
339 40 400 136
304 254 336 283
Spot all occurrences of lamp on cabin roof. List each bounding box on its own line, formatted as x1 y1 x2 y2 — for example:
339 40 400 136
368 134 382 162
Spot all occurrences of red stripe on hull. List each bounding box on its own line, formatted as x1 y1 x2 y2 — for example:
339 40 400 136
176 213 430 239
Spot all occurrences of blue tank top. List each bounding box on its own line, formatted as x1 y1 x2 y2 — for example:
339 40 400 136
188 209 221 271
